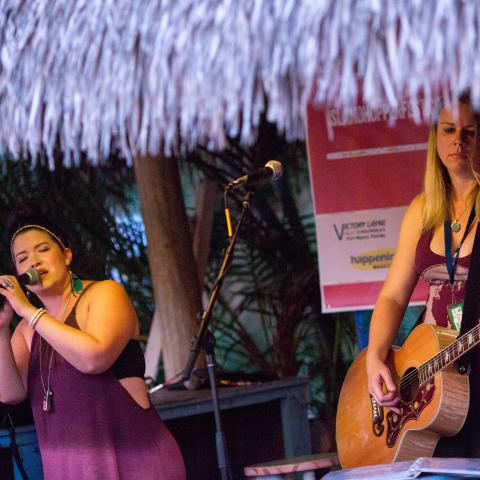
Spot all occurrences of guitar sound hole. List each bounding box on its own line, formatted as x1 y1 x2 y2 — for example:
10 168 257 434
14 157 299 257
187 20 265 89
399 367 419 403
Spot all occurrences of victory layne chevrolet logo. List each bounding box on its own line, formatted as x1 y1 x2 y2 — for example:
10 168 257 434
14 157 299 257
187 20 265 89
333 219 386 241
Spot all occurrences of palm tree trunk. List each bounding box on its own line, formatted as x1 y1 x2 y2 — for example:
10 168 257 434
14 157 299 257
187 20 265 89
134 154 202 379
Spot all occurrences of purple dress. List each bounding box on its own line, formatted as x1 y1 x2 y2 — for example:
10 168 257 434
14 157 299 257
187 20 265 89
27 294 186 479
415 230 471 328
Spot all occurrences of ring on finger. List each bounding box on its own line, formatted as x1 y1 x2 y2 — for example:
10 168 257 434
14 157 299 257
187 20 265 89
4 280 14 289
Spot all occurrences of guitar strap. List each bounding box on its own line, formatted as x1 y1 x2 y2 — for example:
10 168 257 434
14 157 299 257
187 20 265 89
457 212 480 372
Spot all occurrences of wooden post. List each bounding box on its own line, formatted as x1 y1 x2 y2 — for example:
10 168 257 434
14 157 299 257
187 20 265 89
192 178 219 287
134 154 202 379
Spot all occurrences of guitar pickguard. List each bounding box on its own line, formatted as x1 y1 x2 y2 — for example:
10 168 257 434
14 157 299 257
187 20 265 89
386 378 435 448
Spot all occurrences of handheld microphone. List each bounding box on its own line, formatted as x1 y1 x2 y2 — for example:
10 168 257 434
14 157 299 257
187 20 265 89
17 268 41 286
227 160 283 190
0 268 40 309
0 268 41 288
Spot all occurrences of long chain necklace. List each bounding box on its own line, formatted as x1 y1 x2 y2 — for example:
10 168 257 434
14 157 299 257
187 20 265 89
451 205 470 233
39 338 55 413
38 291 74 414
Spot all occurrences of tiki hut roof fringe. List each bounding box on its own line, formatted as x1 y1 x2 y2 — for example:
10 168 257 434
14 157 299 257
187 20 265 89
0 1 479 166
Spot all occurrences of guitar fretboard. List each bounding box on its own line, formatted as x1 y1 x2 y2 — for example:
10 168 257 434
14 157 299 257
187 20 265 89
418 324 480 384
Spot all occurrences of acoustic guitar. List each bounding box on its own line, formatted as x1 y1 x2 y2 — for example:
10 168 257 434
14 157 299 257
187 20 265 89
335 322 479 468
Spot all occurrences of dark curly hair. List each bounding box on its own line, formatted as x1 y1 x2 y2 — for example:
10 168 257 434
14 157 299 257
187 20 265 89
5 202 70 267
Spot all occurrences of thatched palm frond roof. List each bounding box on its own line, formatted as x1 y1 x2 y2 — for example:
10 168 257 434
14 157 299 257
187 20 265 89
0 1 478 166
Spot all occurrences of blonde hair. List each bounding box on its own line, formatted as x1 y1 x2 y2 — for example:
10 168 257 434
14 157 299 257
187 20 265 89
422 106 480 232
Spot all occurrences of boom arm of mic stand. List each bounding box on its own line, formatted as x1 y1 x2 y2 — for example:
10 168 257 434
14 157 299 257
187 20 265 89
181 190 253 383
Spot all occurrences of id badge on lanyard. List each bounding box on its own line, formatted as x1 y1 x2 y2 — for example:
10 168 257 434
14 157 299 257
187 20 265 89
447 302 463 330
444 207 475 330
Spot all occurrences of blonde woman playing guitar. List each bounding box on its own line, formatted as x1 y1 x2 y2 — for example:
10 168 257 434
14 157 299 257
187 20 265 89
336 97 480 468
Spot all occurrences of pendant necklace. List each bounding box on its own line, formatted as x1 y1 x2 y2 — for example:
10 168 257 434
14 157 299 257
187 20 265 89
451 205 469 233
39 338 54 413
38 292 74 413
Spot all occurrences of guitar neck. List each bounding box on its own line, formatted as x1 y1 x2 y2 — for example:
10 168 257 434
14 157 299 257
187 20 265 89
419 324 480 383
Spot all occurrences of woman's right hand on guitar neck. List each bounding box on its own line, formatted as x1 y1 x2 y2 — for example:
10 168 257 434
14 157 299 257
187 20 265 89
366 352 401 414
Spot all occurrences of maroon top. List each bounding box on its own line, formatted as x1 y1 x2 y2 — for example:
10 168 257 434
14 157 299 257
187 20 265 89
415 230 471 328
27 285 186 480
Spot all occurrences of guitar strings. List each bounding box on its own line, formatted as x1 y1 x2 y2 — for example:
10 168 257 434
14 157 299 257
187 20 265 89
398 329 477 392
392 325 480 395
399 336 465 392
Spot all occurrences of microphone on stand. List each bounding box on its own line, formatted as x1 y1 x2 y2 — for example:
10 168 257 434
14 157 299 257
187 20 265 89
227 160 283 190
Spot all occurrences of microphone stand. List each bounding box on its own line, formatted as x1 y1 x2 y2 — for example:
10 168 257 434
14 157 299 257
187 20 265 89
181 189 253 480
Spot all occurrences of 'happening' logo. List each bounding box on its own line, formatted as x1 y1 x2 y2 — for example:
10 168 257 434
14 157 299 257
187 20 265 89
350 248 395 270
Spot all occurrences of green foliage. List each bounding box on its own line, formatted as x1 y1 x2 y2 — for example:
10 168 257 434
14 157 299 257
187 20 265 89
183 121 357 416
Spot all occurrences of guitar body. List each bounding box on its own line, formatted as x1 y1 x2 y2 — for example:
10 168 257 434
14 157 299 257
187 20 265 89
336 323 470 468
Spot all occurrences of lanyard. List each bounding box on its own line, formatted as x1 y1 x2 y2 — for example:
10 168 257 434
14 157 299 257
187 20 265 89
444 207 476 285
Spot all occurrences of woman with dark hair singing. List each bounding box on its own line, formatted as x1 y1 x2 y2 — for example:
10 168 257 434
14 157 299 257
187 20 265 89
0 204 185 479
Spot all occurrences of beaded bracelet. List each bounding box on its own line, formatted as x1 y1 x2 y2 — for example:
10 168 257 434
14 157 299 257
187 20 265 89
29 308 46 330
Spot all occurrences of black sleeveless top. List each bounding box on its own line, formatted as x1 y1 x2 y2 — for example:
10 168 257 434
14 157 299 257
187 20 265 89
67 282 145 379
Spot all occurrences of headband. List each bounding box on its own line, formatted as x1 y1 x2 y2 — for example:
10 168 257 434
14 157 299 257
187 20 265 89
10 224 66 262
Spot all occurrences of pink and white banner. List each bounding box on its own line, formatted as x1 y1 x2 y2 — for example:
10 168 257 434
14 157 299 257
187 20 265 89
306 101 430 312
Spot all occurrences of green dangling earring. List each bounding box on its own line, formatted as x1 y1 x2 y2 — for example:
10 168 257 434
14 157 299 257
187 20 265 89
70 270 83 295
